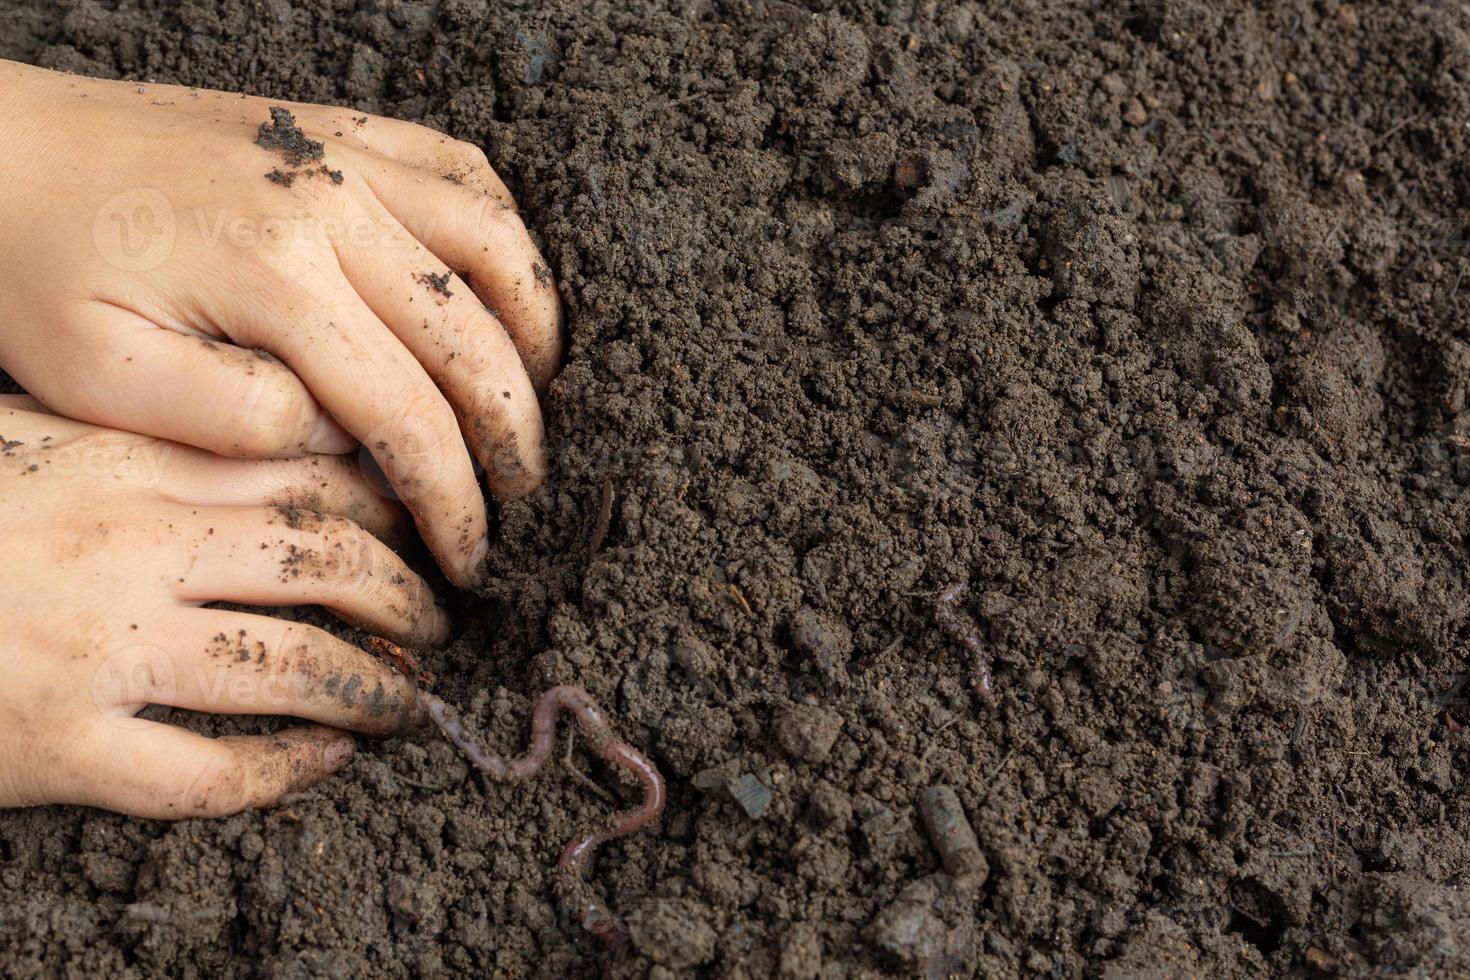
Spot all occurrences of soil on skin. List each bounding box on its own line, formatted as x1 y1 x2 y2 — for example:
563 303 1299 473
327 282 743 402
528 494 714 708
5 1 1470 976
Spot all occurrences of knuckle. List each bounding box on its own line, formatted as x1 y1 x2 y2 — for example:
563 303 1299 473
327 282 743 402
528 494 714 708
269 624 333 689
178 748 250 816
248 236 304 276
450 138 492 172
234 377 311 456
379 565 432 614
238 269 328 338
446 311 518 378
314 515 379 590
361 390 464 501
403 119 453 149
399 389 462 446
215 206 317 271
471 194 516 244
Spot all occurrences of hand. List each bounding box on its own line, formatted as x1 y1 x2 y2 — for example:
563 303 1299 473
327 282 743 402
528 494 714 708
0 60 564 588
0 396 443 818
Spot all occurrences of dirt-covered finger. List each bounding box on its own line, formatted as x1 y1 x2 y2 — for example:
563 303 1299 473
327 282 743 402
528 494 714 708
288 105 517 204
169 504 450 647
147 609 420 735
65 721 354 819
333 215 549 500
345 150 564 392
220 268 489 588
156 451 403 542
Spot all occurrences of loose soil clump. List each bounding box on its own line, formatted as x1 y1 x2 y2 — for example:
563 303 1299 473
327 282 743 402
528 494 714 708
5 1 1470 976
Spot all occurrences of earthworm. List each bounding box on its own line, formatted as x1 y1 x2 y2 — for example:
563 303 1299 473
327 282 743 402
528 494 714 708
935 585 993 700
419 685 666 943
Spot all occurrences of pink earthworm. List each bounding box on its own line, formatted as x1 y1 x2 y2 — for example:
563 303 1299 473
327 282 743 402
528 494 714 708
419 685 666 943
935 584 994 700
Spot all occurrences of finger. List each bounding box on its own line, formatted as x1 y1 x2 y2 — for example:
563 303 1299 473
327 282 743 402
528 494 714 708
220 266 489 588
139 609 420 735
0 394 48 413
334 212 548 500
287 105 517 204
156 450 402 542
170 504 450 647
33 303 353 457
68 721 353 819
345 149 564 391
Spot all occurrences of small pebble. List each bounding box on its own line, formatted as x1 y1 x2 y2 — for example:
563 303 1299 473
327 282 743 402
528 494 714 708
867 875 971 968
1123 97 1148 127
728 774 772 818
775 706 843 763
692 761 740 792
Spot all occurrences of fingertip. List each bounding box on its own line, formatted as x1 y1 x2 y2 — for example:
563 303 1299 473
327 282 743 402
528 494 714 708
483 433 550 503
323 734 355 773
466 536 489 589
306 412 356 455
242 725 356 803
229 727 355 811
529 322 565 395
401 587 453 647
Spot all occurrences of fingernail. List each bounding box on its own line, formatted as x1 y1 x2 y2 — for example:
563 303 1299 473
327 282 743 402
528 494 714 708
467 536 489 586
324 737 356 772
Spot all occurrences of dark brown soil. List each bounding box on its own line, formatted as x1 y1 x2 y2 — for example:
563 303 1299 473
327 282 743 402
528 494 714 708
6 1 1470 976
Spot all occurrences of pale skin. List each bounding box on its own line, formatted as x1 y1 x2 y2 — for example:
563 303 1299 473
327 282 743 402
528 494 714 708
0 397 443 817
0 61 564 816
0 59 563 589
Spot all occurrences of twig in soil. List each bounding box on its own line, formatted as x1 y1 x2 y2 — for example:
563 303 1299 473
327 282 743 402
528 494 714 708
724 582 753 617
366 636 436 687
420 686 666 944
916 715 958 774
565 727 616 805
934 585 993 701
1371 112 1422 147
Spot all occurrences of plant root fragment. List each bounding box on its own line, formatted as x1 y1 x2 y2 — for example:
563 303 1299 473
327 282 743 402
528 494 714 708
934 584 993 701
420 685 666 944
365 635 436 687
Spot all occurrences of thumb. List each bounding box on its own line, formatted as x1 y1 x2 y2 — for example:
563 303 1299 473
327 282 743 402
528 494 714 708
62 720 354 819
29 303 354 458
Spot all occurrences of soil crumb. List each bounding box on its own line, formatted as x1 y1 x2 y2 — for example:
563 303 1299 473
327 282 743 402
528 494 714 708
417 271 454 297
254 106 323 166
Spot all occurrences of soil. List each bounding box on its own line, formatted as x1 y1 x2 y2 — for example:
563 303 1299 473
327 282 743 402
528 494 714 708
5 0 1470 976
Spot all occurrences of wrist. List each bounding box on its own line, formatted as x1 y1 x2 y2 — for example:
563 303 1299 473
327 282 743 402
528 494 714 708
0 58 44 122
0 62 92 223
0 62 47 183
